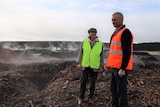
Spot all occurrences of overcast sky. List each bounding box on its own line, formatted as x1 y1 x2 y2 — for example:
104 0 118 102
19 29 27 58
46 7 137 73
0 0 160 43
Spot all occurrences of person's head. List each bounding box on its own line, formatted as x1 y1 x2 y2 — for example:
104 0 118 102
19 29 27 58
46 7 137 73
88 28 97 39
112 12 123 28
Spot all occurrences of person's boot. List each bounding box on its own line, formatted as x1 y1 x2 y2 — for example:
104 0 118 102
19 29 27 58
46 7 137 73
77 97 83 105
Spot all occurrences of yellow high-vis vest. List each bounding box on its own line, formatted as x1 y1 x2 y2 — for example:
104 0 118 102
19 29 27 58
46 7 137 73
82 38 103 69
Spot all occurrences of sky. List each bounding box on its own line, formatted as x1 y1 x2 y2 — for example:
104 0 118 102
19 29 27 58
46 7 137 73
0 0 160 43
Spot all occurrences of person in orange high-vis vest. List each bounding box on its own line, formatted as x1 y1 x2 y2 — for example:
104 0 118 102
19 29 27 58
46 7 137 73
107 27 133 70
104 12 134 107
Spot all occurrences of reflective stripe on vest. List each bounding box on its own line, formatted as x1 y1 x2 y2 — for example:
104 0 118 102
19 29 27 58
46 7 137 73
107 27 133 70
81 38 103 69
111 41 122 46
109 44 133 55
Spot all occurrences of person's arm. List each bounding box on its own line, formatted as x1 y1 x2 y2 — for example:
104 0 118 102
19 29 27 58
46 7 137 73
77 43 83 64
100 46 104 68
121 29 132 70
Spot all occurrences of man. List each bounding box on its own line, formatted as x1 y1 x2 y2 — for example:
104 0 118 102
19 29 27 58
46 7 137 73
77 28 104 105
104 12 134 107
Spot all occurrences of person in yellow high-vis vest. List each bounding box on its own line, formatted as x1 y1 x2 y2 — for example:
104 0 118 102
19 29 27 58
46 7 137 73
77 28 104 105
104 12 134 107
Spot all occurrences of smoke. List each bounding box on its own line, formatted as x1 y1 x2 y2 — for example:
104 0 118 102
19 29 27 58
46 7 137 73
0 41 82 64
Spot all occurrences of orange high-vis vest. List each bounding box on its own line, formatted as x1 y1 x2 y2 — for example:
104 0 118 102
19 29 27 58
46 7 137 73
106 27 133 70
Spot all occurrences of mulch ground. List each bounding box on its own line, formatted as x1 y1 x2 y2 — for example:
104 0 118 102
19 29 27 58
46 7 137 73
0 61 160 107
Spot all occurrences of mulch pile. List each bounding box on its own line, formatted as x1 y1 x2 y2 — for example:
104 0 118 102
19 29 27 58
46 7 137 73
0 61 160 107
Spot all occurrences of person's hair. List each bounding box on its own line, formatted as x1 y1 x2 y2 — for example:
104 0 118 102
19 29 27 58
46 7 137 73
113 12 123 19
88 28 97 33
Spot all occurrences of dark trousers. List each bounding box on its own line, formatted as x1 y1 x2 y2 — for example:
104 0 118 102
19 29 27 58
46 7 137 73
79 67 98 99
111 68 128 107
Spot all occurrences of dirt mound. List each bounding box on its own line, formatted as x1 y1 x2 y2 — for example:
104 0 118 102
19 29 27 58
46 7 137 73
0 61 160 107
0 49 23 62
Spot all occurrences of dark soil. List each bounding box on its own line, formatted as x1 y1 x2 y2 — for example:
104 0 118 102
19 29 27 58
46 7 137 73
0 61 160 107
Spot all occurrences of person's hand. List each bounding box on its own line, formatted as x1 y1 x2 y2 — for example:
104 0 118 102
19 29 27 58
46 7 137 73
77 63 82 68
118 69 125 77
104 65 109 71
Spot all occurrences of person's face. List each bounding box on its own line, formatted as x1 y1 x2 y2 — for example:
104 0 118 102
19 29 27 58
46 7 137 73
89 31 97 39
112 14 123 28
